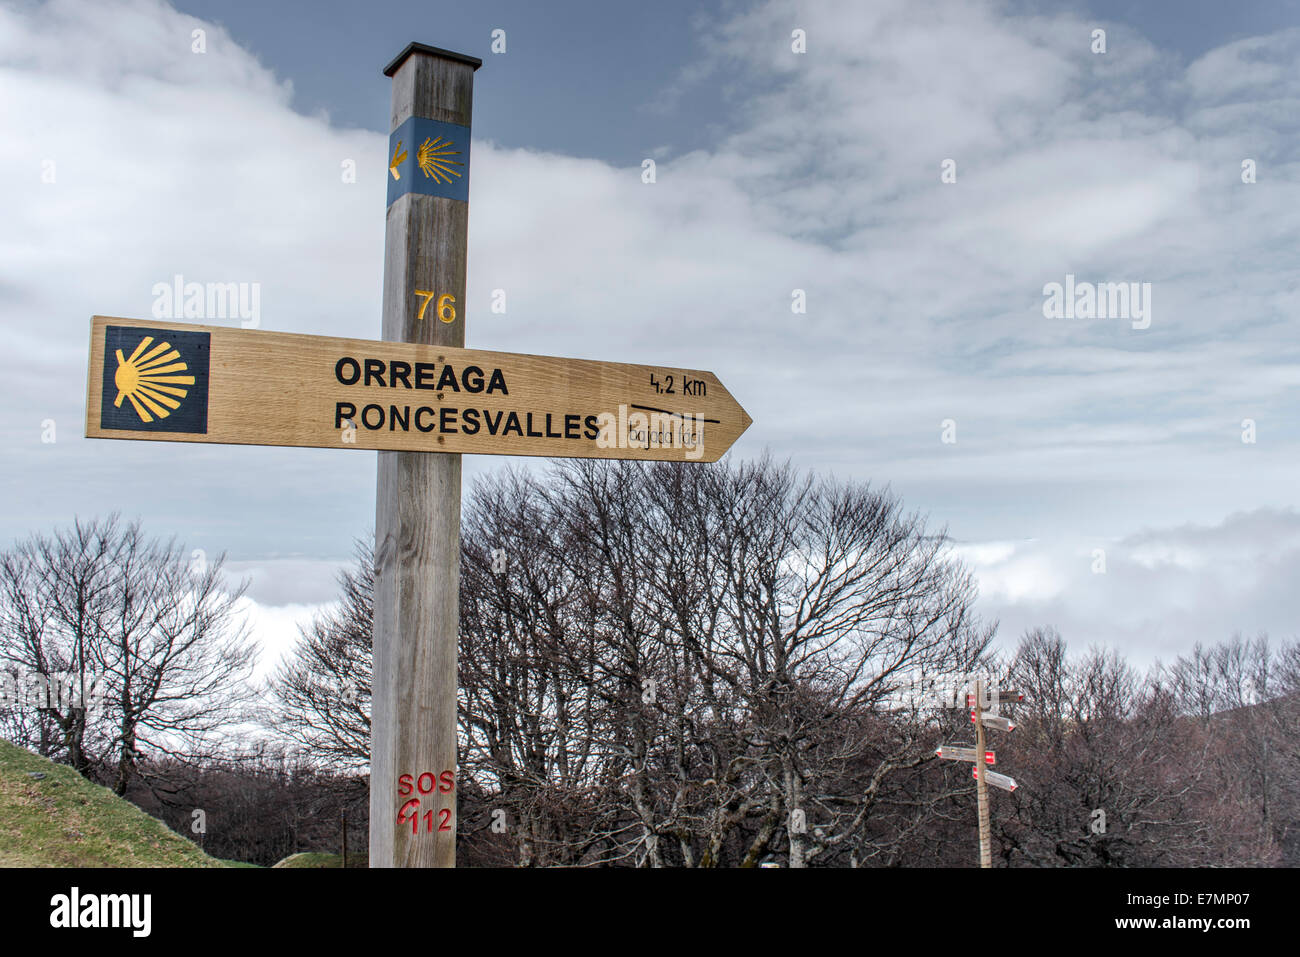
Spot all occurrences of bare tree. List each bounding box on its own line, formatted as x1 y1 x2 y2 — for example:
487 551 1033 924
458 468 605 866
689 459 992 867
454 457 994 867
0 517 125 770
272 540 374 771
1160 634 1300 865
0 515 256 794
263 460 1300 868
996 628 1214 866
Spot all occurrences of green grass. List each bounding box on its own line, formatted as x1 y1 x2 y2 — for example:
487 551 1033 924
0 738 229 867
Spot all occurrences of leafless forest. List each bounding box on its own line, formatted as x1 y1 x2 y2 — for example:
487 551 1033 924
2 458 1297 866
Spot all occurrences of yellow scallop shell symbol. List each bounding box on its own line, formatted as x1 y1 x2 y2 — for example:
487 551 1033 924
113 336 196 423
416 136 464 184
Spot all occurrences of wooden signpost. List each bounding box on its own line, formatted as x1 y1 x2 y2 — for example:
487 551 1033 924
935 677 1023 868
973 679 994 867
84 41 751 868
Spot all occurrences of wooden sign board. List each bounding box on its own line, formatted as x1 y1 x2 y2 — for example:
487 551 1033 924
936 746 995 765
970 712 1016 732
84 317 751 462
967 691 1023 707
973 768 1018 792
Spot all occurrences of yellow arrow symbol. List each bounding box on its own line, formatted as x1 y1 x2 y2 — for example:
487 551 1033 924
389 141 408 180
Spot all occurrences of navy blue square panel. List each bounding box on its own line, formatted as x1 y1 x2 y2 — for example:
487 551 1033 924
100 326 210 434
386 116 471 207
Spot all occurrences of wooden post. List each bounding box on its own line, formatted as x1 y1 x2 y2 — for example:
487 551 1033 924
973 679 992 868
371 42 481 868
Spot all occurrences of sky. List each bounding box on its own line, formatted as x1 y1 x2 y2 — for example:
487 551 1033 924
3 0 1300 677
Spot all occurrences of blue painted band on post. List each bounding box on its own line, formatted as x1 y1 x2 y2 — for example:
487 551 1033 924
386 117 471 206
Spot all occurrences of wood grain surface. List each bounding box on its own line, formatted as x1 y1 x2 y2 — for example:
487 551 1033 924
85 316 750 462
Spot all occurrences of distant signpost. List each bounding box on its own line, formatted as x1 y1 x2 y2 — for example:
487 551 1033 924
933 677 1024 868
84 41 752 869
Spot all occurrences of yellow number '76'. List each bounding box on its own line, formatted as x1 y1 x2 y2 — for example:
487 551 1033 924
414 290 457 323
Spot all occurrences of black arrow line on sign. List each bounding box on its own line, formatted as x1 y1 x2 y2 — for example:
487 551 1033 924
630 404 721 424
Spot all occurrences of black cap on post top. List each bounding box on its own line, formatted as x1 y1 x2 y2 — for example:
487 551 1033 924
384 42 482 76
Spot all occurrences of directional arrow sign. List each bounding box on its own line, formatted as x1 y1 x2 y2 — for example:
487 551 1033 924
389 140 408 179
970 711 1016 732
85 317 751 462
973 768 1018 792
936 746 995 765
968 690 1024 707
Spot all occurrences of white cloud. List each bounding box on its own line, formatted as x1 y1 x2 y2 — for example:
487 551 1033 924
221 556 352 606
961 509 1300 667
229 596 329 682
3 0 1298 661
